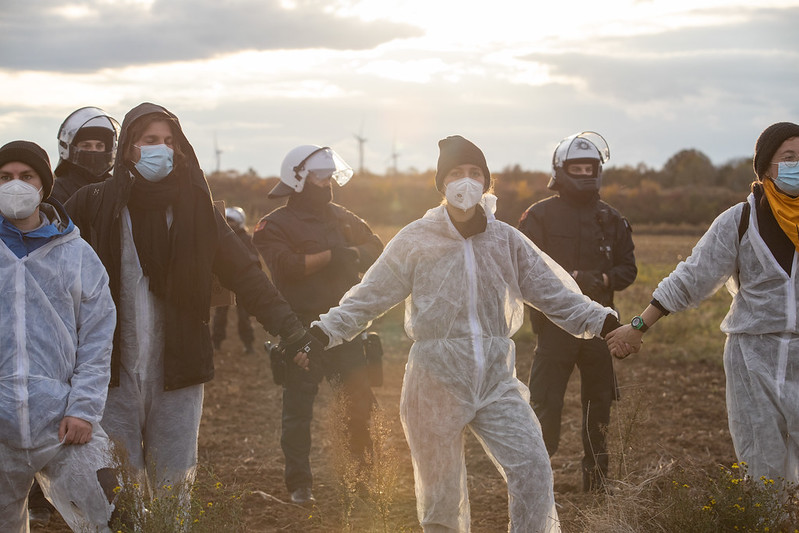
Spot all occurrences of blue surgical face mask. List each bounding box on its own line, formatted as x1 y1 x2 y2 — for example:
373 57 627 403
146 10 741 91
134 144 174 182
774 161 799 196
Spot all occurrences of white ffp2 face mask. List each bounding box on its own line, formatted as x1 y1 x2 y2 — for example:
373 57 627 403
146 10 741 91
445 177 484 211
0 180 43 220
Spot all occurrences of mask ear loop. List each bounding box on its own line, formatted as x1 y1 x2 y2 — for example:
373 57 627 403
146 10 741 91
292 147 330 182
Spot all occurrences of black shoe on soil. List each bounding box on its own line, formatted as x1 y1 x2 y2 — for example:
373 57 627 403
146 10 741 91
290 487 316 505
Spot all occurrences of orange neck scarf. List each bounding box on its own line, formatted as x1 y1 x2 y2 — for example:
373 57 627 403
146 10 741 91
763 178 799 251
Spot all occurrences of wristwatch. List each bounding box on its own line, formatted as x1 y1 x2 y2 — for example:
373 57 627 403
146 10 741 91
630 315 649 333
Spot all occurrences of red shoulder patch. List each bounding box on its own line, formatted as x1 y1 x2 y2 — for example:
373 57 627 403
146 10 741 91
254 219 268 233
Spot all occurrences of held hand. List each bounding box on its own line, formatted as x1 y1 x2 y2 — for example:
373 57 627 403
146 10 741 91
294 351 310 370
606 325 643 360
283 330 325 382
59 416 93 445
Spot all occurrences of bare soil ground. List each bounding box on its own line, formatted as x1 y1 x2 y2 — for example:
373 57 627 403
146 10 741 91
37 314 734 533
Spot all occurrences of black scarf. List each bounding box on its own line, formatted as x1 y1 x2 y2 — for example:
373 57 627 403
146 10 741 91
290 182 333 212
450 204 487 239
559 189 600 206
127 172 178 296
126 168 217 319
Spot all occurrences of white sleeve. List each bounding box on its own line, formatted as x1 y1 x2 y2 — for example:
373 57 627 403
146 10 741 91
314 234 412 347
516 229 615 338
65 244 116 424
653 205 741 313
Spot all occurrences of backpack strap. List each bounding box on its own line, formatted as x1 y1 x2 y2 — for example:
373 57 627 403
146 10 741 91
738 200 750 242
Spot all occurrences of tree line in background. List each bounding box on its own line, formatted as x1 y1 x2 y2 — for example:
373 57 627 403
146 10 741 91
207 148 756 232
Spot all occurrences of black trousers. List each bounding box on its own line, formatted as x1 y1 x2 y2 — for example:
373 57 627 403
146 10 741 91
528 319 618 490
211 304 254 349
280 336 376 492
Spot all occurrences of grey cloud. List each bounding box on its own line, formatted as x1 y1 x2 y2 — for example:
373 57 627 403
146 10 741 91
522 6 799 104
0 0 422 72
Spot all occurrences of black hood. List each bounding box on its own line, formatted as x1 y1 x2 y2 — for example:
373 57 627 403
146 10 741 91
111 102 211 215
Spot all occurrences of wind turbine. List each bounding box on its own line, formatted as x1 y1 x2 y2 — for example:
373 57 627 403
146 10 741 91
389 137 400 176
353 123 367 175
214 132 223 173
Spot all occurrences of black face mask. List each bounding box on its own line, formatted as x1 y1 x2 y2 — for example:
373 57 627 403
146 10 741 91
560 187 599 205
292 182 332 211
73 150 114 177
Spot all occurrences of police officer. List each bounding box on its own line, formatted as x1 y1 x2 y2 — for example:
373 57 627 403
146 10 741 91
211 206 257 354
518 131 637 492
253 145 383 504
52 106 120 203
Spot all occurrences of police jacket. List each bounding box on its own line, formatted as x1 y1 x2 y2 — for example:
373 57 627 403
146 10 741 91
518 193 636 312
65 103 303 390
253 198 383 325
232 225 261 269
51 161 110 205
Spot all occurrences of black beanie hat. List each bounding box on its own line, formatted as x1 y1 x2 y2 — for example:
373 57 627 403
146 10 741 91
74 126 115 149
435 135 491 192
753 122 799 180
0 140 54 200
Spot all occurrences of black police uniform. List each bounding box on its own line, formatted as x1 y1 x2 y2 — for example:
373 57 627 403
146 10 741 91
211 224 258 352
51 161 110 205
518 192 636 491
253 195 383 494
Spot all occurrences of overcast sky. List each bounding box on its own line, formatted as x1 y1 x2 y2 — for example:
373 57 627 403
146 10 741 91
1 0 797 178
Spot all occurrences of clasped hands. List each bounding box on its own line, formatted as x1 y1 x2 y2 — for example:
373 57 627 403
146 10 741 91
282 329 325 380
605 324 643 360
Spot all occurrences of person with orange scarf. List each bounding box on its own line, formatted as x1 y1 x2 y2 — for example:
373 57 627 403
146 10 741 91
607 122 799 485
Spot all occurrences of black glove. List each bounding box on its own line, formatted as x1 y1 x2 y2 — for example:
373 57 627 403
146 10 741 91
282 329 325 383
574 270 605 295
329 246 360 275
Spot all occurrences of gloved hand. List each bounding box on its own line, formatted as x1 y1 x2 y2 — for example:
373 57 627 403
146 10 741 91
329 246 360 275
574 270 605 295
282 329 325 383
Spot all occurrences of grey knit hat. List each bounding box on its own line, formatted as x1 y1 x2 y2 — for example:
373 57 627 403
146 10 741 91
753 122 799 180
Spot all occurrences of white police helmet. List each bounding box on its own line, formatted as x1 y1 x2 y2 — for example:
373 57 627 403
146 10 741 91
548 131 610 192
56 107 120 177
225 206 246 228
268 145 353 198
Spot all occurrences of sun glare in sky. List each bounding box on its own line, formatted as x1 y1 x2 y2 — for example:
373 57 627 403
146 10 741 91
2 0 796 173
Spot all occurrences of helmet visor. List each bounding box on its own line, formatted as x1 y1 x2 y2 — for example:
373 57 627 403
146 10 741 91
304 148 353 187
563 132 610 164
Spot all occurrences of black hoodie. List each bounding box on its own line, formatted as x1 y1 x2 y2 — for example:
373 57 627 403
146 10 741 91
66 102 303 390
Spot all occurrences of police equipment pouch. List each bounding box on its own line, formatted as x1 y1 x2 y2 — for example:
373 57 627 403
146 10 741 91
362 331 384 387
264 341 286 385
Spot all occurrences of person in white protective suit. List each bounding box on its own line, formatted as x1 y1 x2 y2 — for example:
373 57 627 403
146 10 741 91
608 121 799 485
297 135 621 532
64 103 322 510
0 141 118 533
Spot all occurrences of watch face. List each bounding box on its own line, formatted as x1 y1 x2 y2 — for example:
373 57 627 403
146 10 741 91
632 316 643 329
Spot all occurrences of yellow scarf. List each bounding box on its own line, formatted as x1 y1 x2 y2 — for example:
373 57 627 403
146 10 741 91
763 178 799 251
